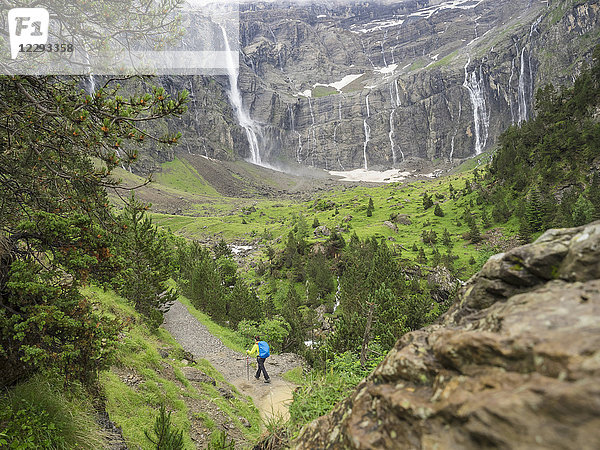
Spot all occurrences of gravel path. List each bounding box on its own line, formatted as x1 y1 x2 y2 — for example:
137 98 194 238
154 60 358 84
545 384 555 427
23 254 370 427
163 300 303 421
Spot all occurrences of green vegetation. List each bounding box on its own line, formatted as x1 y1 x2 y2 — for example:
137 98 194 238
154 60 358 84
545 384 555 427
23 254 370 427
489 45 600 237
0 374 106 449
312 86 339 98
93 286 261 447
155 157 220 196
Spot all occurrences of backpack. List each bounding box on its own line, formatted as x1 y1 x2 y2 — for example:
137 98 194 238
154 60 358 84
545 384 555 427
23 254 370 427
258 341 270 358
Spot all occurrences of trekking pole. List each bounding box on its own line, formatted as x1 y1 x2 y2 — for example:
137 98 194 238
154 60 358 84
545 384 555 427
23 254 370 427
246 355 249 381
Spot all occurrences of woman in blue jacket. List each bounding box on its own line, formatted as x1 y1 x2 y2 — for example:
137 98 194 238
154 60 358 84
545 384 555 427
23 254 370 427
247 336 271 383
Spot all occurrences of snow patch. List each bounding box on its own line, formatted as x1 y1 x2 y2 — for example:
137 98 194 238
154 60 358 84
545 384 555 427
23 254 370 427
313 73 364 92
329 169 412 183
375 63 398 74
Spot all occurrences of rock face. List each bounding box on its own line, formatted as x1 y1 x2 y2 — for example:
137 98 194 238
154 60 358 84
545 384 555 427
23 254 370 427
132 0 600 174
293 221 600 449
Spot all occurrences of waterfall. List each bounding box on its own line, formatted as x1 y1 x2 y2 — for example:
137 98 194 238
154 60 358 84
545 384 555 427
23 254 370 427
389 110 397 165
509 56 516 124
295 131 303 163
363 94 371 170
463 59 489 155
395 80 401 107
450 135 455 162
220 25 263 165
517 46 528 124
381 31 388 67
338 98 343 121
333 124 338 148
333 276 341 313
86 75 96 95
361 40 376 69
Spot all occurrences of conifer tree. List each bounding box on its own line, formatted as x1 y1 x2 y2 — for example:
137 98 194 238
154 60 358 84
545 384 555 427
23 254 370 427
525 189 544 232
366 198 375 217
572 193 595 226
442 228 452 247
434 204 444 217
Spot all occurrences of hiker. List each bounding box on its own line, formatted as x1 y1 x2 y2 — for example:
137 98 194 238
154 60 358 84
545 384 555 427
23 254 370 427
247 336 270 383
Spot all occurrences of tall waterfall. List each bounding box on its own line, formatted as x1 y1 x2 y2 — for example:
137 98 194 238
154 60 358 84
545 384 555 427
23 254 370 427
363 95 371 170
220 25 263 165
517 46 528 124
509 56 517 124
295 131 303 163
463 59 489 155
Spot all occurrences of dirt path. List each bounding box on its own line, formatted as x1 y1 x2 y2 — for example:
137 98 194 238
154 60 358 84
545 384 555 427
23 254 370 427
163 300 301 422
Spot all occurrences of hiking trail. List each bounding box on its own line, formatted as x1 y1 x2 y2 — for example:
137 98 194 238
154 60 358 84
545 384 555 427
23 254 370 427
162 300 302 423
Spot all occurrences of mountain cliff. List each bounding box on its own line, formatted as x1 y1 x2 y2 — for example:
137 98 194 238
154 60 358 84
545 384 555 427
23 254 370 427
155 0 600 173
292 221 600 449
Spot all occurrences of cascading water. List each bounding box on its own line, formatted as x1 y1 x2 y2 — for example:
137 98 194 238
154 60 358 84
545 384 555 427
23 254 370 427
381 30 388 67
363 95 371 170
463 59 489 155
220 25 263 165
517 46 528 124
509 57 516 124
295 131 303 163
333 276 341 313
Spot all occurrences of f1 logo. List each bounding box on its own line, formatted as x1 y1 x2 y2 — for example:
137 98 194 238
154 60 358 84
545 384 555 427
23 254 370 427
8 8 50 59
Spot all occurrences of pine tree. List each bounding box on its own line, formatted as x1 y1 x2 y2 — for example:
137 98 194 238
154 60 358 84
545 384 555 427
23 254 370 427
417 247 427 264
586 173 600 219
525 189 544 232
572 193 595 226
366 198 375 217
312 217 320 228
423 193 434 210
481 208 492 228
442 228 452 247
434 204 444 217
145 404 184 450
468 220 481 243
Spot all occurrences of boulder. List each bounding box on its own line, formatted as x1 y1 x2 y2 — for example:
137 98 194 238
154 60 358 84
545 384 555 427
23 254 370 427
293 222 600 449
314 226 331 237
383 221 398 233
392 214 412 225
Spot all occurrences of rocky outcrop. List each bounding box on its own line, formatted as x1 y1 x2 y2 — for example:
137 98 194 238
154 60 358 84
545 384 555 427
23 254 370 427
293 221 600 449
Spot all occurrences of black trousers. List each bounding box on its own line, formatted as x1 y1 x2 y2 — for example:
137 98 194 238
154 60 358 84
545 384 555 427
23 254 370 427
255 356 269 380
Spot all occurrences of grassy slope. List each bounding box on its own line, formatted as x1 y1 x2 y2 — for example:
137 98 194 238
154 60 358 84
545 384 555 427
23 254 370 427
149 154 519 282
86 287 261 448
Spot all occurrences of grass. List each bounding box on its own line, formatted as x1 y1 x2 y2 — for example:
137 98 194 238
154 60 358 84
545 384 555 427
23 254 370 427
84 286 262 448
312 86 339 98
85 287 196 449
428 50 459 69
0 374 107 449
149 156 518 283
154 157 220 196
282 367 304 385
